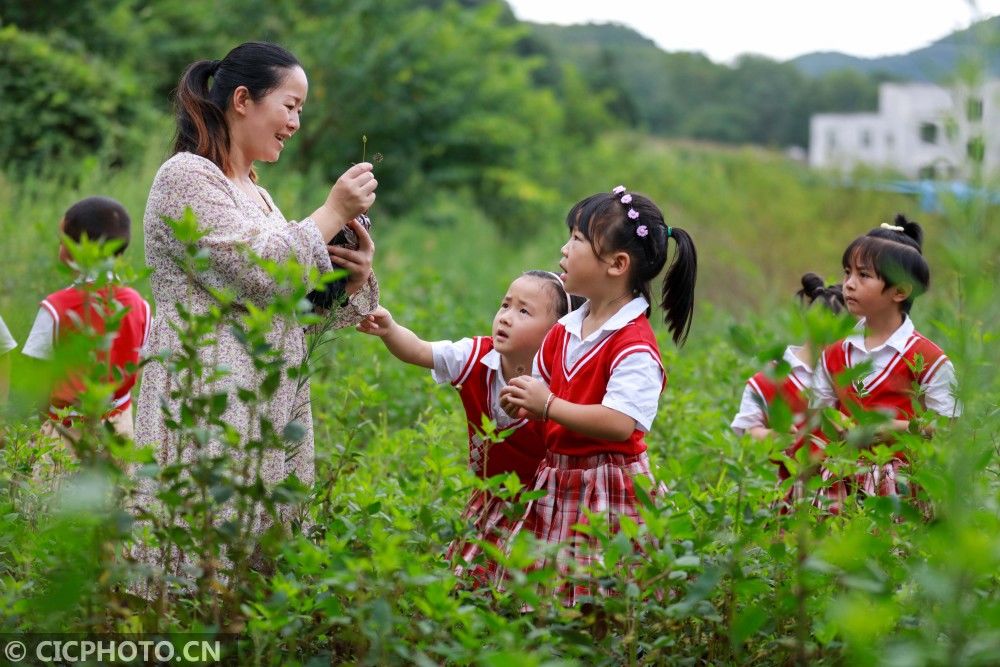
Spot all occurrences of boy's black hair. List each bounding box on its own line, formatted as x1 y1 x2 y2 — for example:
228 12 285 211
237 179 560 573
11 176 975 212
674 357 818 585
521 270 585 319
567 190 697 345
63 196 131 255
797 272 846 315
841 214 929 314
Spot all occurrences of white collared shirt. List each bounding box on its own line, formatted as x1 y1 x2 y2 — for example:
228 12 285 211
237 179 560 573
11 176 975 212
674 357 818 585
0 314 16 355
431 337 523 429
731 345 812 435
555 296 664 432
811 316 960 417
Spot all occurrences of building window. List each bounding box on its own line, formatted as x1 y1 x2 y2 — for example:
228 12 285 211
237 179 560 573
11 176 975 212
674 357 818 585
967 97 984 122
886 133 895 150
826 130 837 150
860 129 872 148
967 136 985 163
920 122 938 144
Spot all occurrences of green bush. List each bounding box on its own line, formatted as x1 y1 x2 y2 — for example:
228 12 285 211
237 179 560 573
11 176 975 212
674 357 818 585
0 25 150 175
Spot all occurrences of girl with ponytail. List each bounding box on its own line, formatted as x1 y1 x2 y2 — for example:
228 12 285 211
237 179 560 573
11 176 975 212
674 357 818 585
135 42 381 585
491 186 697 604
731 272 846 442
810 214 959 506
730 273 846 510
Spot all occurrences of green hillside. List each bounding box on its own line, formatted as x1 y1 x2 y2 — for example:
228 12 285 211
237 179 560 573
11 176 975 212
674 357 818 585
792 16 1000 80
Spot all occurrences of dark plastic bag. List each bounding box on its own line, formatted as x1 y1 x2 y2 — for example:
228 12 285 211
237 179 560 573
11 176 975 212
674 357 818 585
307 213 371 310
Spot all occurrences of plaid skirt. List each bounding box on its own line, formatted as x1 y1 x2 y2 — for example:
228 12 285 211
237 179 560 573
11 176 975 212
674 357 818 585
483 450 662 606
446 487 525 585
781 437 916 515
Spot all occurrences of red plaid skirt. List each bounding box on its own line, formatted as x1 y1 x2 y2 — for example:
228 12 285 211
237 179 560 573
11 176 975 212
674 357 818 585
482 450 662 606
782 436 916 514
446 487 524 584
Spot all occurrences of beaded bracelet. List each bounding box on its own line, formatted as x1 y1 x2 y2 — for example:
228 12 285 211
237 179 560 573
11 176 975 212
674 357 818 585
542 392 556 421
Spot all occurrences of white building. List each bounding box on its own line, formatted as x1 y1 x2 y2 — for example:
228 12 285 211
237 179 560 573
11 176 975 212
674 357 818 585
809 81 1000 179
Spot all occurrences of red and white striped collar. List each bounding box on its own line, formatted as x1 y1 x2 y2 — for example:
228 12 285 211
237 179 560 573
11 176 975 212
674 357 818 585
844 315 915 355
480 347 502 371
559 295 649 343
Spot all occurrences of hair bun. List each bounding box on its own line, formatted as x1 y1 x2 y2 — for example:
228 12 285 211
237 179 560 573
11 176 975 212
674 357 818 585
893 213 924 250
800 272 825 299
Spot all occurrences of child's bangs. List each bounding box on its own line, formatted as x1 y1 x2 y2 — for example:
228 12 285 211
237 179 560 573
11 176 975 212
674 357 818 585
841 235 883 273
573 196 619 254
842 235 928 292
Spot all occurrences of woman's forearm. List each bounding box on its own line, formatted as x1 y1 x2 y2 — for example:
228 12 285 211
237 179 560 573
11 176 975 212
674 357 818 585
309 206 348 242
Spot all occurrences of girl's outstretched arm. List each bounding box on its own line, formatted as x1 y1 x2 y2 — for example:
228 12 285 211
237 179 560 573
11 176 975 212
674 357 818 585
357 306 434 368
500 375 635 442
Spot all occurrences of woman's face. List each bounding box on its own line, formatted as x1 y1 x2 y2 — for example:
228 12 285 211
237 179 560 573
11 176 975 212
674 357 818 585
233 65 308 164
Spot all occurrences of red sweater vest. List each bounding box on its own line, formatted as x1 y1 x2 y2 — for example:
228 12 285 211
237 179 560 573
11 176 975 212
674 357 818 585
822 331 948 420
42 284 150 415
538 316 664 457
452 336 547 482
747 367 809 428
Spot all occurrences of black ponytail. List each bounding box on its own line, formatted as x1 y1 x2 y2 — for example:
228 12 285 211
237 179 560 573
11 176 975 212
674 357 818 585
796 272 846 315
174 59 230 173
866 213 923 252
659 226 697 346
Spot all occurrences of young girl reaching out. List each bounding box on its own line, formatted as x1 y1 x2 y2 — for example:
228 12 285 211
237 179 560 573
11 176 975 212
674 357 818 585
812 215 959 503
356 270 581 575
497 185 697 605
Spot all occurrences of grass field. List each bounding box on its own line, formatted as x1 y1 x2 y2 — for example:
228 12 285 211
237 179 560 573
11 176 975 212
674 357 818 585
1 135 998 664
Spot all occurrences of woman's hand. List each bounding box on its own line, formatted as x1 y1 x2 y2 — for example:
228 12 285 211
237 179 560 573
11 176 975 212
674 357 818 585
328 218 374 296
310 162 377 241
329 162 377 222
356 306 394 337
499 376 550 420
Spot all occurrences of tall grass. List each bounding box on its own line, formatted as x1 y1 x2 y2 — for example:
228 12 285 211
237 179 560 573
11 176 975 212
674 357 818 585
2 134 998 664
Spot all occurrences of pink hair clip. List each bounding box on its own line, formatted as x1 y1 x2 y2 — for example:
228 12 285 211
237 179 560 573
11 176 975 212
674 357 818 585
612 185 626 195
636 225 649 237
627 208 639 220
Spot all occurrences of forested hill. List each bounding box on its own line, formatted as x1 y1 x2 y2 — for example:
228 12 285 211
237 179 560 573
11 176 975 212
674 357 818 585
525 15 1000 147
792 16 1000 80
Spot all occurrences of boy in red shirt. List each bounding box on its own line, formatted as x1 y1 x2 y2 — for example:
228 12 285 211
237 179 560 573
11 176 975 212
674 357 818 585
22 196 150 443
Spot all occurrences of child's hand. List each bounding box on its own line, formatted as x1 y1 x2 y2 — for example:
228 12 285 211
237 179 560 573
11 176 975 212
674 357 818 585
500 376 550 420
356 306 394 337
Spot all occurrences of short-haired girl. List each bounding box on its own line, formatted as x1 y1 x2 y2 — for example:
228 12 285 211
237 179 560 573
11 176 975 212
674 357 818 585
812 215 959 505
497 185 697 605
357 270 581 576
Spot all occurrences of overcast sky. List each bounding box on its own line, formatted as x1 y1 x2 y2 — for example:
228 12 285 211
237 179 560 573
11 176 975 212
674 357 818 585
505 1 1000 63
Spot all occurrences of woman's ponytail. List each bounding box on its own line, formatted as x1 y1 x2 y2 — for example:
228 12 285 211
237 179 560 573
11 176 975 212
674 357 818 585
173 59 231 173
659 226 697 346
